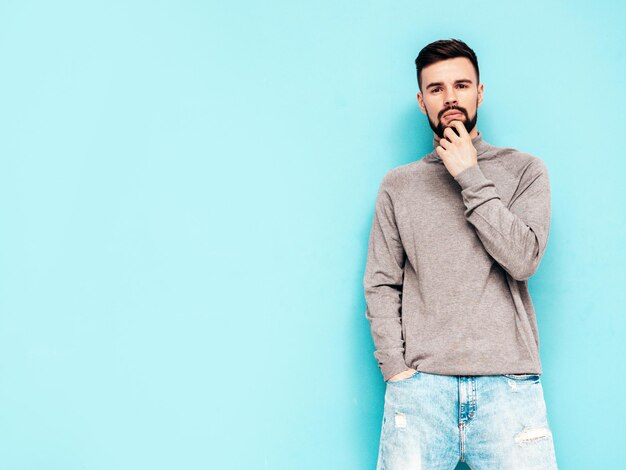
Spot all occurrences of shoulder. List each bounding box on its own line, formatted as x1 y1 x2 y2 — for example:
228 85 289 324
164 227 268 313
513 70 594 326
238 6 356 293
380 160 429 191
488 144 550 179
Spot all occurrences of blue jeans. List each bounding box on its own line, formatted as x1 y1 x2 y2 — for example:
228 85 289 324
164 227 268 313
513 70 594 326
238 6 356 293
376 371 558 469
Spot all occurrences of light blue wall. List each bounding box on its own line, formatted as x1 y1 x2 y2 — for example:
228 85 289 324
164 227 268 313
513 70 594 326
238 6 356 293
0 1 623 468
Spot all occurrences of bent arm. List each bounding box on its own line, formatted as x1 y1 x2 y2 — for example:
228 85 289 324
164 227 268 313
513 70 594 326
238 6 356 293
453 160 552 281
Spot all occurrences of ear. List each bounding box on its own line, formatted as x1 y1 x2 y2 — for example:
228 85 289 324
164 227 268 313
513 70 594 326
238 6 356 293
416 91 427 115
477 82 484 108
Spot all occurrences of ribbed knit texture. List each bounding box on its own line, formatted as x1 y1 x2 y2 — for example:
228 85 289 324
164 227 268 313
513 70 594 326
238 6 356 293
363 132 552 381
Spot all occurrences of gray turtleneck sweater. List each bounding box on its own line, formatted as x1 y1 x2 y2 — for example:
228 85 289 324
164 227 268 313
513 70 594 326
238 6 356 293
363 131 552 381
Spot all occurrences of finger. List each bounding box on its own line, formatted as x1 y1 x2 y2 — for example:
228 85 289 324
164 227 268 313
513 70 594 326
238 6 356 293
443 126 459 142
435 145 446 157
451 120 469 138
438 138 451 149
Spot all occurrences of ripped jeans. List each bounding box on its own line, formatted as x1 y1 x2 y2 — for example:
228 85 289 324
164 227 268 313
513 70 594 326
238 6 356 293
376 371 558 469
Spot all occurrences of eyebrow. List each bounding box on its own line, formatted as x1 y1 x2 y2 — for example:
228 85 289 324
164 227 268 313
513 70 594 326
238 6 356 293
426 79 473 90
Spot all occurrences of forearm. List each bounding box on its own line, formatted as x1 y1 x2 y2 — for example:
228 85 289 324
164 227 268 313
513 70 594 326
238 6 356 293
364 284 408 381
454 163 551 281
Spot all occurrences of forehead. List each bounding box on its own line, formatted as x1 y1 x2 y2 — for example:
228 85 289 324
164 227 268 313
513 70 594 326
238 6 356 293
421 57 476 83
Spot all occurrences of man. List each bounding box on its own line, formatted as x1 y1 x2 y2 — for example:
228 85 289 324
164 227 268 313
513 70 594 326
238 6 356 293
363 39 558 469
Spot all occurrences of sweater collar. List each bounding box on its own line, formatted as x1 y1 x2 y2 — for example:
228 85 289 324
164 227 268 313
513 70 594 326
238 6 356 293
423 130 491 163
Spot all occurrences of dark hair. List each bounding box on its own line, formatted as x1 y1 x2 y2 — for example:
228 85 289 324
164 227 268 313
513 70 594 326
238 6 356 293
415 39 479 91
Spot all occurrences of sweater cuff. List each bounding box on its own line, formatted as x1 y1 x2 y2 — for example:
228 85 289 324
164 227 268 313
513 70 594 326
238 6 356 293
381 356 410 382
453 164 487 190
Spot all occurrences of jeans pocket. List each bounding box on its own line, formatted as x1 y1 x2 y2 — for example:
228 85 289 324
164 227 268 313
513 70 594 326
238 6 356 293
504 373 541 382
386 370 420 384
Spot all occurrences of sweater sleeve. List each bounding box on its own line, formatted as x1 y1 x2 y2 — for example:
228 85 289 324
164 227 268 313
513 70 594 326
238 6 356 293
453 160 552 281
363 175 409 382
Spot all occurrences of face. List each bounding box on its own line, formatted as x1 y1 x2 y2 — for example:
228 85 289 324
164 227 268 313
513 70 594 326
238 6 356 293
416 57 484 139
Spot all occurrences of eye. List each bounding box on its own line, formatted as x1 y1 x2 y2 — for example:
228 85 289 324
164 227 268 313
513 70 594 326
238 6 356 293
431 87 441 93
457 84 467 88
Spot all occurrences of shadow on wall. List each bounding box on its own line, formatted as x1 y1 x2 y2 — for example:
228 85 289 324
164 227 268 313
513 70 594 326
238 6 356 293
455 463 471 469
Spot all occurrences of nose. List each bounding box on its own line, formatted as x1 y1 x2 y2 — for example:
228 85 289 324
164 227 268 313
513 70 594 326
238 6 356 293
444 87 458 107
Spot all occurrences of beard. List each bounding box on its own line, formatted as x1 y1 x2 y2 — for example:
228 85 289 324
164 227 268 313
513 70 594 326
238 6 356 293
427 104 478 139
